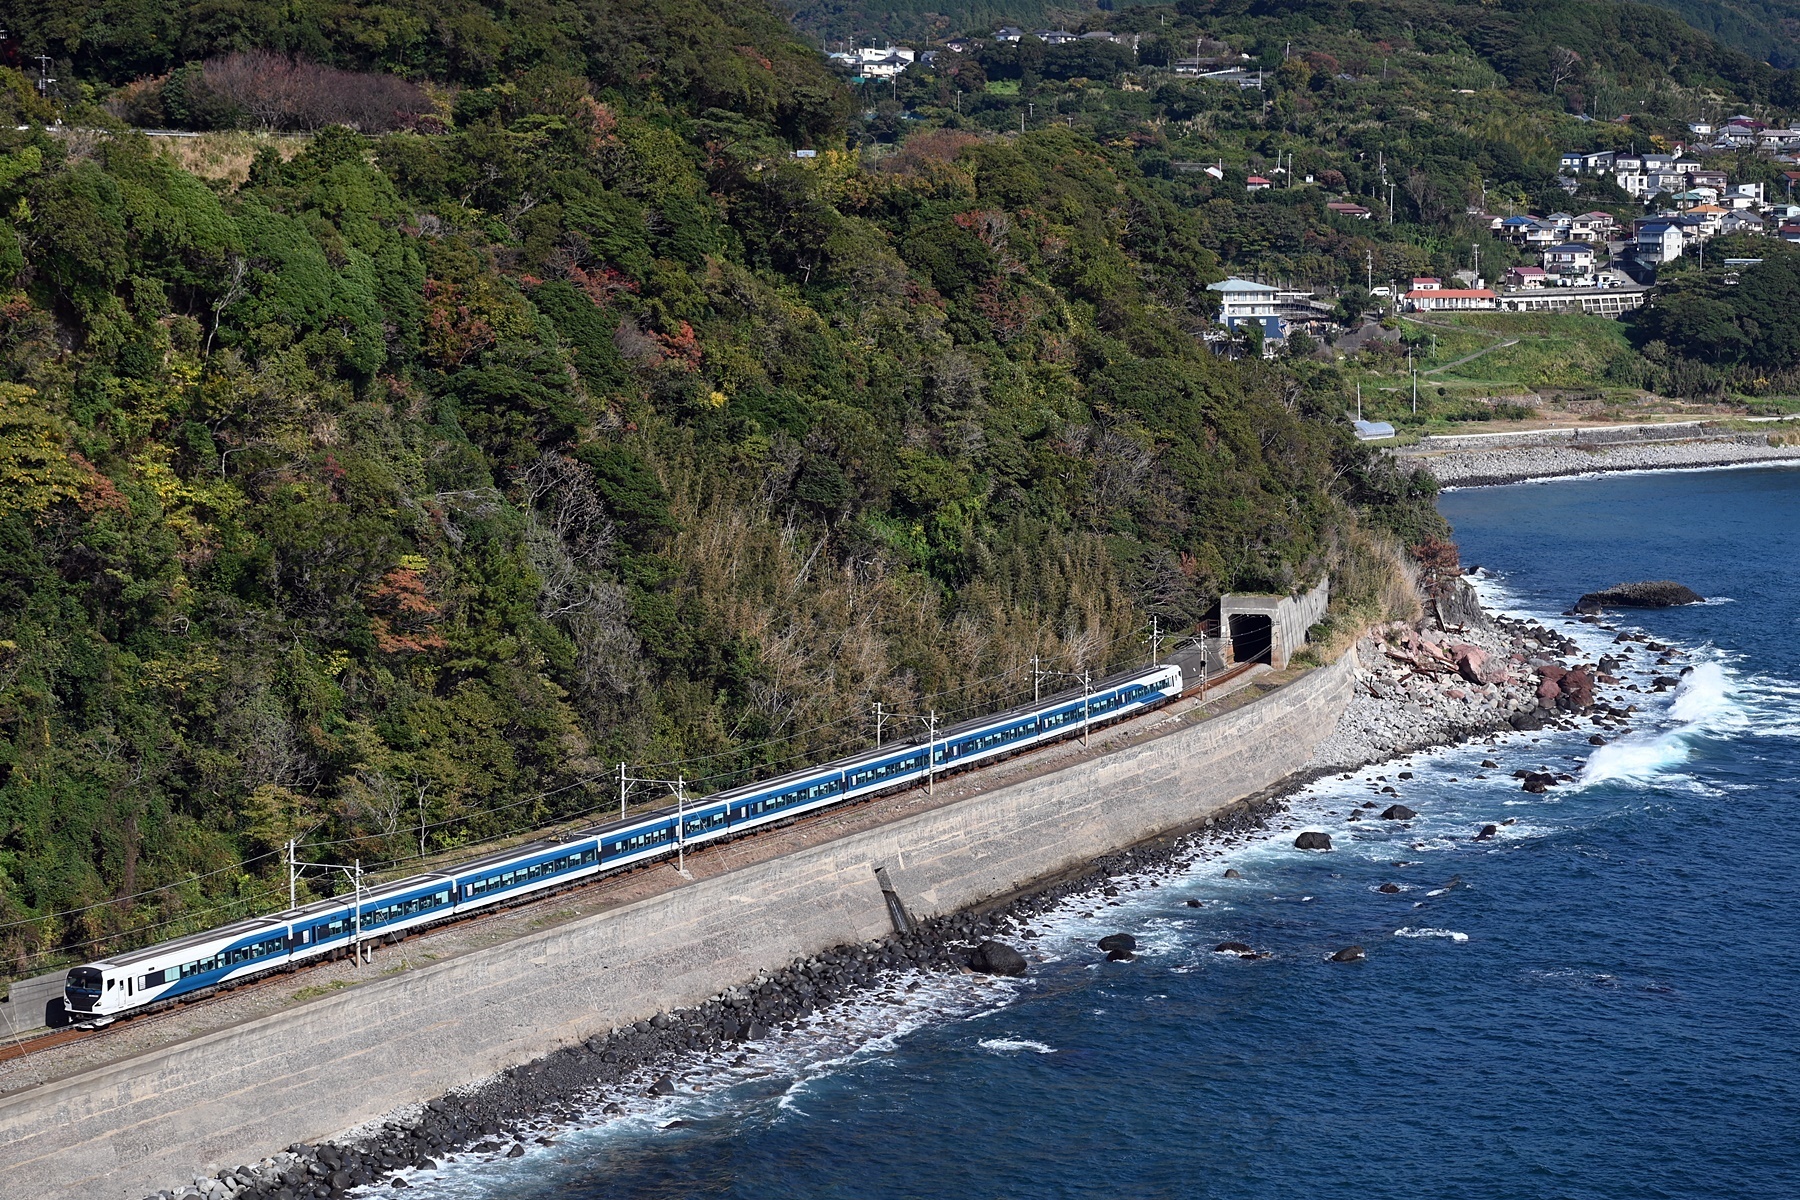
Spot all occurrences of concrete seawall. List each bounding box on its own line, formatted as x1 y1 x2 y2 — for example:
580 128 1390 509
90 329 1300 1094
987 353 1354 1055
2 653 1354 1200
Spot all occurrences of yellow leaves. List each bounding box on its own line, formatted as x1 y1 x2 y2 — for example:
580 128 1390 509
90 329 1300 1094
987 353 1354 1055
0 383 85 518
129 444 243 565
707 390 728 408
136 650 223 698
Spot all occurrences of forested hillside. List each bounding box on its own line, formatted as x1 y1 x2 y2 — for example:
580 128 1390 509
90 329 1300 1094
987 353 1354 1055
0 0 1447 973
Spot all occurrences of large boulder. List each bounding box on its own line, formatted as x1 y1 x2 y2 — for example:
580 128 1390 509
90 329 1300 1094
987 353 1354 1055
970 940 1028 977
1380 804 1417 820
1451 643 1500 685
1435 577 1495 632
1294 831 1333 851
1330 946 1366 962
1097 933 1137 954
1576 581 1703 612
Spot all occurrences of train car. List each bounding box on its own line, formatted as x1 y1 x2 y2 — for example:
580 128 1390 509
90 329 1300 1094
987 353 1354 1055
452 837 603 914
65 914 294 1022
66 660 1184 1023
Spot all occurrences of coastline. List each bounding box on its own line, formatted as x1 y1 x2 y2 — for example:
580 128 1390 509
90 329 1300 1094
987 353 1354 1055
1396 437 1800 488
138 585 1624 1200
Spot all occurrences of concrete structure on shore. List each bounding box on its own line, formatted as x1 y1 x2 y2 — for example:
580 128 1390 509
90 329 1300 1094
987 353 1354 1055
1220 578 1330 669
1 655 1355 1200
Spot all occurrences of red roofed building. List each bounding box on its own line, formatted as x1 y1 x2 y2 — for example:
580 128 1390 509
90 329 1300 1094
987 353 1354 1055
1246 175 1272 190
1406 287 1497 311
1411 277 1442 291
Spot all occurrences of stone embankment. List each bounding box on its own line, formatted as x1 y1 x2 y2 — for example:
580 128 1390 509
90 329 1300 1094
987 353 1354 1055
1399 434 1800 488
138 816 1280 1200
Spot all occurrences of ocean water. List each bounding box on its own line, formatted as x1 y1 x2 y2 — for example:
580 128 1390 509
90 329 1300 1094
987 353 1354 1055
391 466 1800 1200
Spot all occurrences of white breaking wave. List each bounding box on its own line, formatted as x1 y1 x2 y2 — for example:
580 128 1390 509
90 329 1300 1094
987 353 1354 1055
1394 927 1469 943
1670 661 1732 723
1581 662 1738 786
978 1038 1056 1054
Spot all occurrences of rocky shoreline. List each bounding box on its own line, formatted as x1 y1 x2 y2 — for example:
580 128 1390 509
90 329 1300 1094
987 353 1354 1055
1398 436 1800 488
144 580 1643 1200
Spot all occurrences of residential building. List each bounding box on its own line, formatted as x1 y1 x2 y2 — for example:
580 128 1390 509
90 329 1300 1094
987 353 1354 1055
1411 277 1443 291
1245 175 1272 191
1720 210 1764 235
1636 221 1684 262
1208 278 1283 341
830 45 916 77
1571 211 1617 241
1728 182 1765 205
1545 243 1597 274
1326 201 1372 219
1032 28 1078 44
994 26 1023 41
1406 287 1497 311
1504 265 1550 289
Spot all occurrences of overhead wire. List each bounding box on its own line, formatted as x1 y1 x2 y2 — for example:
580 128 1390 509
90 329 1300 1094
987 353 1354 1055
9 623 1165 970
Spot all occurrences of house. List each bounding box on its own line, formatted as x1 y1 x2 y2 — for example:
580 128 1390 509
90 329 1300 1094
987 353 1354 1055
832 45 916 77
1780 221 1800 244
1032 28 1078 44
1543 212 1575 234
1721 210 1764 235
1208 278 1284 343
1685 205 1728 237
1405 287 1497 311
1729 182 1765 205
1504 266 1550 289
1636 221 1683 262
994 26 1023 41
1500 215 1541 244
1671 190 1714 209
1411 277 1443 291
1245 175 1272 191
1545 243 1597 274
1326 201 1372 219
1688 169 1728 192
1689 121 1715 135
1571 211 1617 241
1079 30 1118 42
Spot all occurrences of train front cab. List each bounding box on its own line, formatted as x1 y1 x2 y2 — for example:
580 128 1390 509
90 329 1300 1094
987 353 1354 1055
65 965 104 1017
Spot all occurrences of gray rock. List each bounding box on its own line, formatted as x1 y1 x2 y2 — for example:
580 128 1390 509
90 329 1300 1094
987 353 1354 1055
1380 804 1416 820
969 940 1028 977
1223 869 1243 879
1576 581 1703 611
1097 933 1137 954
1330 946 1366 962
1294 831 1333 851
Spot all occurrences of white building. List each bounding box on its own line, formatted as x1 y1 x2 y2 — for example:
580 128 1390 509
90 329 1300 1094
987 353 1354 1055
1208 278 1283 342
830 46 916 78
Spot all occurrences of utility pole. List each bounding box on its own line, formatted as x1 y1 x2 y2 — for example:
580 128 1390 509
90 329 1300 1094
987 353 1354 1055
1081 670 1093 748
1032 654 1045 703
1151 615 1163 661
925 710 938 794
1366 249 1373 293
1356 382 1363 422
1472 243 1481 285
873 701 887 748
287 839 297 911
675 774 689 877
1410 347 1418 415
619 760 628 819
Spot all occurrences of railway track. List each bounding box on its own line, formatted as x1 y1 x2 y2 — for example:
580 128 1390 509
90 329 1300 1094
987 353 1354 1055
1 663 1264 1069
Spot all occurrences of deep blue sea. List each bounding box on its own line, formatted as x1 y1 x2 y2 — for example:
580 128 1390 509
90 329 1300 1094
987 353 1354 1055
397 465 1800 1200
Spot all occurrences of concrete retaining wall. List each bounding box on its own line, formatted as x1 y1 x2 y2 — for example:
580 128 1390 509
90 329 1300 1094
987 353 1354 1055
1411 421 1722 452
1 653 1354 1200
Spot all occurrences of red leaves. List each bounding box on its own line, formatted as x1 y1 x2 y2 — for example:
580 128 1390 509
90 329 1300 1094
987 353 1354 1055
422 279 495 367
367 567 447 655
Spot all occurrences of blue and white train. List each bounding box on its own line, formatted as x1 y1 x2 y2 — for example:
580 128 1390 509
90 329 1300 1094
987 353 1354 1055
64 662 1184 1023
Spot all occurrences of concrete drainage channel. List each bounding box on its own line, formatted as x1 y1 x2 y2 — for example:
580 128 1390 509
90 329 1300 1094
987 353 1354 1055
145 801 1285 1200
